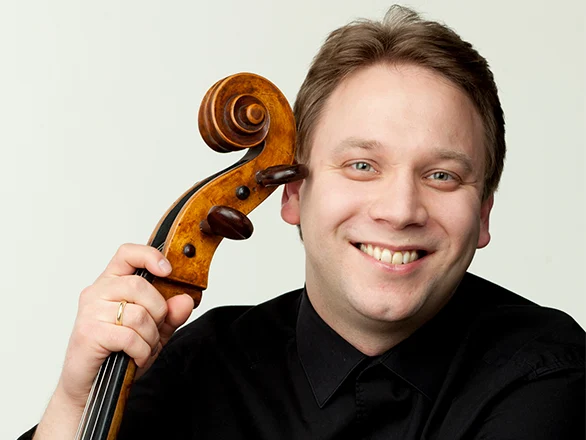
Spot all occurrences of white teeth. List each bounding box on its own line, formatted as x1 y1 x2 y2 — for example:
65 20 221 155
381 248 392 263
357 243 422 265
391 252 403 265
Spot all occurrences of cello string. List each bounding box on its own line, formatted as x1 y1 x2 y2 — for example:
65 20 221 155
74 361 103 439
81 353 112 439
89 352 119 439
81 355 110 438
76 241 167 438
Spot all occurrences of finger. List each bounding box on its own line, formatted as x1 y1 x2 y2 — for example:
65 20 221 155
83 276 169 325
136 340 163 379
100 243 172 279
159 294 194 345
96 322 154 368
98 302 161 353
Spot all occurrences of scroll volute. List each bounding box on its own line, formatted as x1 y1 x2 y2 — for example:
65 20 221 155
151 73 297 303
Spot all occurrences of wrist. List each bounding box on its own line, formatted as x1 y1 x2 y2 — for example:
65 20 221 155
34 384 86 439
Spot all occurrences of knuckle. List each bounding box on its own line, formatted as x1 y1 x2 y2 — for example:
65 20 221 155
134 306 150 327
121 327 139 350
74 321 94 345
127 274 148 293
117 243 133 255
140 343 151 362
104 324 118 346
130 339 151 366
78 285 95 305
112 243 135 264
147 245 163 258
153 302 168 323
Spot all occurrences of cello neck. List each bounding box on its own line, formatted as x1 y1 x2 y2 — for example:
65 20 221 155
74 352 135 440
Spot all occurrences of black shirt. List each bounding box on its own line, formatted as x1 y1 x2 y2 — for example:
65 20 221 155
20 273 585 439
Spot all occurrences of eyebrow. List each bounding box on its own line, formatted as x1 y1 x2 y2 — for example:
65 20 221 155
332 138 384 156
431 148 475 175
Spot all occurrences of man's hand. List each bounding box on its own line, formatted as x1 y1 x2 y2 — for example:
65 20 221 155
34 243 194 439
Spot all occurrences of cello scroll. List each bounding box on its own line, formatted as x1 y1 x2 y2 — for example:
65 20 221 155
150 73 307 303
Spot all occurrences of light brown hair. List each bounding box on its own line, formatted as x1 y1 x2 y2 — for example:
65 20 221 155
293 5 505 199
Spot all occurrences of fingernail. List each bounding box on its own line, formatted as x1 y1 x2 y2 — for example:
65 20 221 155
158 258 172 274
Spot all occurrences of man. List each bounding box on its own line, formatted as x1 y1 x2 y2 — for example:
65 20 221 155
22 5 584 439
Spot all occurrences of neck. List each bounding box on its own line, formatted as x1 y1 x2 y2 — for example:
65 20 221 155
338 324 412 356
306 294 415 356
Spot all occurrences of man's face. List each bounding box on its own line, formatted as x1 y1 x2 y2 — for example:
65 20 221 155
282 63 493 337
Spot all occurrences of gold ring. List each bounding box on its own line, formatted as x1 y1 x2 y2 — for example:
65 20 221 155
116 300 128 326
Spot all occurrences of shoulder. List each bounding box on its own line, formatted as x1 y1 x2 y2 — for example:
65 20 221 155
160 288 303 367
430 274 585 437
457 272 584 375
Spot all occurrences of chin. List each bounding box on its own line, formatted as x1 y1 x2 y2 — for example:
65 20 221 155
352 293 425 325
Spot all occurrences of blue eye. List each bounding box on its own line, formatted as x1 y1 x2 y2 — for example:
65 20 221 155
429 171 454 181
351 162 373 172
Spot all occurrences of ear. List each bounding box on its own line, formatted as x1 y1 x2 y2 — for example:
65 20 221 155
280 180 303 225
477 194 494 249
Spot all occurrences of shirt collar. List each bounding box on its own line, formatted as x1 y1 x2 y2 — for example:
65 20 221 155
297 279 470 407
378 289 466 401
296 290 365 408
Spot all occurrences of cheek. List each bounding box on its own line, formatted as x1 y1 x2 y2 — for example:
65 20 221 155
300 176 364 234
427 193 482 241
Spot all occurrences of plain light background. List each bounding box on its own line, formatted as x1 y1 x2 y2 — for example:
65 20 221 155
1 0 584 437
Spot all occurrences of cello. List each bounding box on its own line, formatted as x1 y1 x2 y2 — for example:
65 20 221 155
73 73 307 439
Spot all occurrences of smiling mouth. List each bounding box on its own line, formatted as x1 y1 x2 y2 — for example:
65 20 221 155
353 243 428 265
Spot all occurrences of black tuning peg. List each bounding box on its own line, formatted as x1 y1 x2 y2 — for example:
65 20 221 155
255 164 308 187
200 205 253 240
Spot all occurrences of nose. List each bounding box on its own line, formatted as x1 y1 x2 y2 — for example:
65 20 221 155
367 173 429 229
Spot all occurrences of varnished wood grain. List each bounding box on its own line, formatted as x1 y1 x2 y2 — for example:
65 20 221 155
153 73 296 297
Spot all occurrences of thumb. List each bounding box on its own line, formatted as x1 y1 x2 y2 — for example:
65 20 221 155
159 294 195 346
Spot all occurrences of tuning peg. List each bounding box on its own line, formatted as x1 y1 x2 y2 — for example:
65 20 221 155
200 205 253 240
255 164 309 187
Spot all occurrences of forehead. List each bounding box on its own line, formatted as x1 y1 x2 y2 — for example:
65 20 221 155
311 63 485 167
